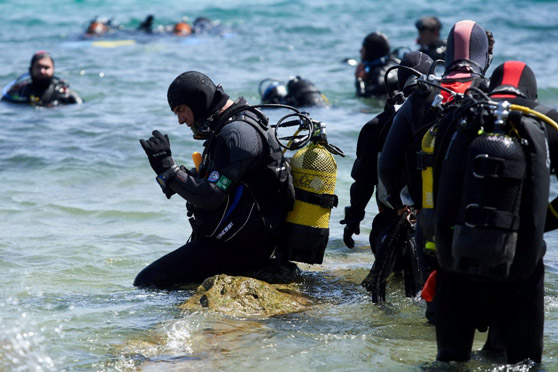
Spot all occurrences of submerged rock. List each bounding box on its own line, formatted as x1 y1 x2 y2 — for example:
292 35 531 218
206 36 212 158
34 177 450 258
180 274 314 319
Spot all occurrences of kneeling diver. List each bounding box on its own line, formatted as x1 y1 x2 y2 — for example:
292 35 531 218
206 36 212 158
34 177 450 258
134 71 293 289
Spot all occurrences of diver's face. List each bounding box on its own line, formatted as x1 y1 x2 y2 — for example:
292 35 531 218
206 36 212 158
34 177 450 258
417 29 437 46
31 57 54 81
172 104 195 127
360 45 366 60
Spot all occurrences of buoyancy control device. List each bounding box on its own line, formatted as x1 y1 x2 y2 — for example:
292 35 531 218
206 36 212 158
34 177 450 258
434 96 555 280
269 106 345 264
189 103 294 245
416 76 484 255
191 102 344 264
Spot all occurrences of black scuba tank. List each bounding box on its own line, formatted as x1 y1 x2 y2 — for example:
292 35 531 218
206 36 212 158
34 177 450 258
434 99 533 280
436 100 551 280
450 131 526 278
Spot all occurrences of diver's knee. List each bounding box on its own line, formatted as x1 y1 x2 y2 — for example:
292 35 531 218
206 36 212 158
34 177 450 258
133 266 161 288
133 270 150 287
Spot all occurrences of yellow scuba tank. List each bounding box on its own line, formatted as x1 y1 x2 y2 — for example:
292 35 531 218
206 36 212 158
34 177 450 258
418 125 438 255
276 118 343 264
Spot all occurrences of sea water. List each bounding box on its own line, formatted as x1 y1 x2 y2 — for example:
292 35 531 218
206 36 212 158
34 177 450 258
1 0 558 371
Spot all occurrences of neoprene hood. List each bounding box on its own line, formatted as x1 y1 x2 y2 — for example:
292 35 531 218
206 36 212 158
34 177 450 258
397 51 434 95
489 61 538 100
167 71 230 126
362 32 390 62
444 20 490 76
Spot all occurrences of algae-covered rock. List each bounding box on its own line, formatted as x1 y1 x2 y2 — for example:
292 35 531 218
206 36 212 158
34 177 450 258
180 274 313 319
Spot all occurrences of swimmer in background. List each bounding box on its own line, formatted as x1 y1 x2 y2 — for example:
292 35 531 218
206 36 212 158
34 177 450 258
172 18 193 36
355 32 399 99
260 76 329 108
84 16 121 37
2 51 82 107
415 16 447 61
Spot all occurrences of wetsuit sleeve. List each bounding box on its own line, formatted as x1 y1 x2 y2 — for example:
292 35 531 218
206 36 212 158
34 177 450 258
349 118 380 215
378 100 414 209
167 121 263 211
53 78 83 104
2 79 31 103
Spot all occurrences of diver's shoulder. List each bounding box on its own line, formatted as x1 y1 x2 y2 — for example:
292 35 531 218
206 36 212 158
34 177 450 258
2 73 32 102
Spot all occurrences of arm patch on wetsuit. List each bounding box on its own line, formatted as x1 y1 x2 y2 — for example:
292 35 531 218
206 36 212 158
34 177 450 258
207 170 232 191
215 174 232 191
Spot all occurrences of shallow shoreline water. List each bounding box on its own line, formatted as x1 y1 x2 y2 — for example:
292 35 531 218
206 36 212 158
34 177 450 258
1 1 558 371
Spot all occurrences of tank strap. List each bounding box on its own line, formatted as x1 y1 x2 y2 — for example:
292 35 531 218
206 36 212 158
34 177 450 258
213 101 269 135
416 151 434 170
464 204 520 230
473 155 526 179
295 187 338 209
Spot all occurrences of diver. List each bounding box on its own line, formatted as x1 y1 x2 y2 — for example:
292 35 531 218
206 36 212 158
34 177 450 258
2 51 83 107
192 17 224 35
433 61 557 364
137 14 154 33
378 20 492 323
260 76 329 108
134 71 294 289
84 16 120 37
355 32 399 99
341 51 434 301
342 51 434 248
415 16 447 62
172 18 193 36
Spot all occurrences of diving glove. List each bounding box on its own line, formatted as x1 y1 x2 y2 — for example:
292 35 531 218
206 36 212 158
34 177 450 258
140 130 176 175
340 206 364 249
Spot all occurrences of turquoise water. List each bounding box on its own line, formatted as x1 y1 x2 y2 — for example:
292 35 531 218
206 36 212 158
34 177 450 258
1 0 558 371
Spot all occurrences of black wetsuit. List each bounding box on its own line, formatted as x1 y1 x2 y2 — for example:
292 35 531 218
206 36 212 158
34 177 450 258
418 40 447 61
379 74 488 326
435 94 556 364
2 75 82 106
378 88 439 211
348 102 397 223
356 57 399 99
377 88 440 296
134 99 292 288
286 77 328 107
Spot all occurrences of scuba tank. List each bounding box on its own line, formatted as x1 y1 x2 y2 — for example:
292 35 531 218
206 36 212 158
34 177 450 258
451 126 525 278
435 100 537 280
417 123 438 255
415 92 445 255
415 76 475 257
271 109 344 264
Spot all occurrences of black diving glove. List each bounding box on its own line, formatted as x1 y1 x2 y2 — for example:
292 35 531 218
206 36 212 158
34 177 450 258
340 206 363 249
162 187 175 199
139 130 176 174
